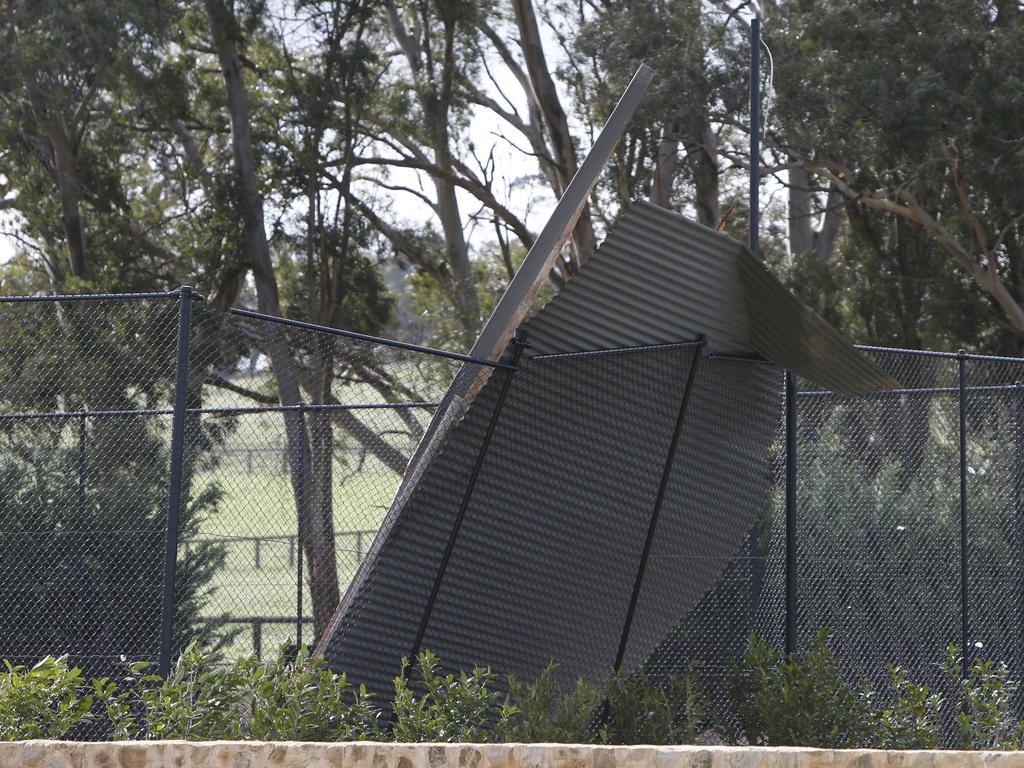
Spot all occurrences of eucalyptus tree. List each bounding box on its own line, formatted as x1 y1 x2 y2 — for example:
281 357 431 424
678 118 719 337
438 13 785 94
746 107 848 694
550 0 750 231
0 0 187 290
771 0 1024 352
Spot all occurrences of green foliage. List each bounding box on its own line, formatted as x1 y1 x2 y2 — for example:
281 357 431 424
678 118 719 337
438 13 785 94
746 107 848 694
122 642 248 740
869 664 943 749
391 652 512 743
599 664 707 745
0 657 95 740
730 629 871 747
773 0 1024 353
11 640 1024 748
238 648 382 741
502 664 599 743
407 242 543 354
102 641 384 741
942 646 1024 750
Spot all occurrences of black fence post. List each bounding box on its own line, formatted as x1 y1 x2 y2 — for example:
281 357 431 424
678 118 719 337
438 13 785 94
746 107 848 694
613 341 704 671
959 349 970 673
296 404 306 649
76 413 89 651
405 331 528 670
1015 381 1024 683
785 370 798 656
159 286 194 677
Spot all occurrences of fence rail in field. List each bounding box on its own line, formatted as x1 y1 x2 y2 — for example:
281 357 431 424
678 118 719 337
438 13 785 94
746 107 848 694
185 530 377 569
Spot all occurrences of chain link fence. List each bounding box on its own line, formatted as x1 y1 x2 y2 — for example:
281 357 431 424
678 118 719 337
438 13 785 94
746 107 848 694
0 289 475 678
2 289 1024 728
646 347 1024 730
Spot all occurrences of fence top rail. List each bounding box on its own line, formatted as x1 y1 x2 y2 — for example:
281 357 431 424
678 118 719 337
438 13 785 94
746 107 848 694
798 382 1024 398
228 307 517 371
0 401 440 420
529 338 706 360
0 289 188 303
855 343 1024 365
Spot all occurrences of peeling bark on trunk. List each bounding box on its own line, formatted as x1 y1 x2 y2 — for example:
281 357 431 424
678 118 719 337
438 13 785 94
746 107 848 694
788 167 843 264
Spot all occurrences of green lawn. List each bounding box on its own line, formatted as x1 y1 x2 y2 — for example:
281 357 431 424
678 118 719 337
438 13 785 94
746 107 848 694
186 371 436 658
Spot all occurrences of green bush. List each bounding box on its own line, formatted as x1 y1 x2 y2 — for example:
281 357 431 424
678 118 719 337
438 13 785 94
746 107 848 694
942 645 1024 750
869 663 942 749
97 641 384 741
239 648 382 741
599 663 707 745
502 664 599 743
391 652 511 742
730 629 872 747
8 634 1024 748
0 657 95 740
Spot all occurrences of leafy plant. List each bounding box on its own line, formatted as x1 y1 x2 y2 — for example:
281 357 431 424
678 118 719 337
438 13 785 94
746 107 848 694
730 629 871 747
0 657 95 740
942 645 1024 750
599 663 708 745
102 641 385 742
238 647 382 741
869 663 942 749
502 663 599 743
121 641 247 740
391 652 512 742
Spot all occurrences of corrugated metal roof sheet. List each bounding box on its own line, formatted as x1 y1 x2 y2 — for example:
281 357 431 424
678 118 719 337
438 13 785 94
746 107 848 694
319 348 782 695
318 198 896 693
523 200 899 395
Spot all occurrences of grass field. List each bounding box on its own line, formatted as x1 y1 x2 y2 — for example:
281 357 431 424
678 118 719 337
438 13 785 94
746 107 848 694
187 371 438 657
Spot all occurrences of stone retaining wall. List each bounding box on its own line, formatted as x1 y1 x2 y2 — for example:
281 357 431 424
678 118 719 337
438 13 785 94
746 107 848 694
0 741 1020 768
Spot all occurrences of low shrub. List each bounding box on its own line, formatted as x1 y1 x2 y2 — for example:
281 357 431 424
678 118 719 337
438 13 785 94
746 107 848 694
869 663 942 749
391 652 509 742
95 641 383 741
5 631 1024 747
502 664 599 743
600 663 707 745
942 645 1024 750
729 629 872 747
0 657 95 740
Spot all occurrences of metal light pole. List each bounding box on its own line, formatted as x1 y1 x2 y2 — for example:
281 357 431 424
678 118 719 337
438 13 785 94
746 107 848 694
749 13 761 257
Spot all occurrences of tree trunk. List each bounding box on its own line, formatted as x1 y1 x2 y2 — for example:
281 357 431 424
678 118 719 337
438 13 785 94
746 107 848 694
788 167 843 263
690 114 719 229
652 105 687 208
431 166 480 335
788 166 816 257
204 0 339 641
52 131 87 279
25 79 87 279
512 0 596 270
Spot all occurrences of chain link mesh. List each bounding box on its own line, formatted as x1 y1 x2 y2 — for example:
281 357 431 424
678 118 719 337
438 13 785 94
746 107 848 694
0 298 179 673
644 349 1024 736
0 294 467 679
4 291 1024 736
